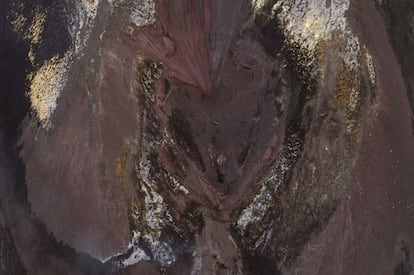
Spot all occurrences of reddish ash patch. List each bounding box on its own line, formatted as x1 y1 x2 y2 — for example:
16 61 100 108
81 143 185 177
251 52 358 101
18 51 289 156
134 0 212 94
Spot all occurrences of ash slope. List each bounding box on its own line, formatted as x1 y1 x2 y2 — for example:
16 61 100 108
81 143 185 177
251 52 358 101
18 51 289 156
0 0 413 274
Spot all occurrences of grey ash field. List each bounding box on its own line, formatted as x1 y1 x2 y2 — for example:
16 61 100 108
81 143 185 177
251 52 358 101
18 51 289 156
0 0 414 274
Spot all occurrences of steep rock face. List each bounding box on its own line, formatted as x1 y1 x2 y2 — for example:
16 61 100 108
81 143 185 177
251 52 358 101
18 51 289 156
283 0 414 274
0 0 413 274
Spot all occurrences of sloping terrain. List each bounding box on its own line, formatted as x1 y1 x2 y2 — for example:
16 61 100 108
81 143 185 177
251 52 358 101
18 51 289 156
0 0 413 274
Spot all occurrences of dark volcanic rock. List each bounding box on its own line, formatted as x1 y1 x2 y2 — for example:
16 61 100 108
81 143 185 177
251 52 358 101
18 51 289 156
0 0 413 274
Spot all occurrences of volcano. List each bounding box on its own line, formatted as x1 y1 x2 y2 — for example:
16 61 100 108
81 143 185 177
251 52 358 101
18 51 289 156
0 0 414 274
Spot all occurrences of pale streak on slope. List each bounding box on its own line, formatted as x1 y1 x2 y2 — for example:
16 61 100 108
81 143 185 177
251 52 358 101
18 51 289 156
26 0 100 128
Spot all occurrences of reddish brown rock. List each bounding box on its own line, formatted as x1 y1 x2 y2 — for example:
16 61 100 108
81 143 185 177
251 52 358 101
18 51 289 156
0 0 413 274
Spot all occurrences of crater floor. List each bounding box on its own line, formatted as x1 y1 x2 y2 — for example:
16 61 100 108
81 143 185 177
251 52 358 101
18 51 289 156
0 0 414 274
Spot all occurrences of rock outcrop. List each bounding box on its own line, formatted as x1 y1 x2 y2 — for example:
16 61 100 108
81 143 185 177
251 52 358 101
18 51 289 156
0 0 413 274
